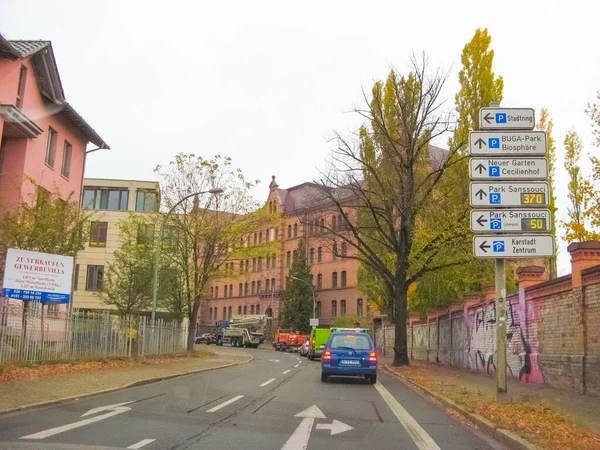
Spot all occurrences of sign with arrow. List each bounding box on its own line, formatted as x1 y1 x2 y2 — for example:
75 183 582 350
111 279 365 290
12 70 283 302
473 235 555 258
469 131 547 156
469 157 548 180
470 182 549 207
479 108 535 130
281 405 353 450
470 209 551 232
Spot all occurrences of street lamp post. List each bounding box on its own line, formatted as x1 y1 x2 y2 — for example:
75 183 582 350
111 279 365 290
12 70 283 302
151 188 223 322
290 276 317 328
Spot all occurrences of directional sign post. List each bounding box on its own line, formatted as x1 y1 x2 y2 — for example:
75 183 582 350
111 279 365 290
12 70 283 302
469 131 547 156
473 235 555 258
470 181 549 207
470 209 552 233
469 158 548 180
479 108 535 130
470 106 554 398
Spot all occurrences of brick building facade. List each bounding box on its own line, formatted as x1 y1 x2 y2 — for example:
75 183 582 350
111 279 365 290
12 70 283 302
199 176 368 333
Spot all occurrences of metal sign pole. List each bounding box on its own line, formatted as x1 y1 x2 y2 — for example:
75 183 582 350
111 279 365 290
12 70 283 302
495 257 507 395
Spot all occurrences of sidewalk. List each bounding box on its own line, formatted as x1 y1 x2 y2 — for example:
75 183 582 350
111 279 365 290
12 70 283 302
382 357 600 450
0 349 252 415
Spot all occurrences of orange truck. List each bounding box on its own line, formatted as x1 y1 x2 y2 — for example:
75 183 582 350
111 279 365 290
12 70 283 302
274 329 309 352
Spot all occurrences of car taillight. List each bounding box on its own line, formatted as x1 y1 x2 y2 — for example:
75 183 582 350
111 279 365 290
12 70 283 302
369 352 377 363
323 350 331 362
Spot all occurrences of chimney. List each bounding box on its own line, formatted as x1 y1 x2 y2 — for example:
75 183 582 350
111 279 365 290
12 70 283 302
568 241 600 289
516 265 546 290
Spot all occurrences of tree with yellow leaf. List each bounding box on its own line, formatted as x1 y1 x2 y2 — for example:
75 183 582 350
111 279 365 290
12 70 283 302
535 108 558 278
562 130 597 242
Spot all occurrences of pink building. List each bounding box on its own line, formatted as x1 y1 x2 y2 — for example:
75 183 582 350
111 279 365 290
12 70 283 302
0 33 109 209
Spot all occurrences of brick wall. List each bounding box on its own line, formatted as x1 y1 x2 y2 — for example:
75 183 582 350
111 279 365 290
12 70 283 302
376 242 600 397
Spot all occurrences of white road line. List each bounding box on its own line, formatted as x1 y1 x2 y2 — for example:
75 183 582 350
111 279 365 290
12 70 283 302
282 369 291 374
207 395 245 412
127 439 156 449
374 382 440 450
20 406 131 440
260 378 276 387
294 364 299 368
298 361 302 364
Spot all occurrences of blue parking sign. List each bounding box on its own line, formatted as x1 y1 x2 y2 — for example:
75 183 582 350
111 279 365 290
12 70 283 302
489 138 500 148
489 166 500 177
496 113 507 123
493 241 505 252
490 218 502 229
490 193 501 204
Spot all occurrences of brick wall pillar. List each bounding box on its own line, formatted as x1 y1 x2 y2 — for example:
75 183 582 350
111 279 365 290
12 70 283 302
516 265 546 290
568 241 600 289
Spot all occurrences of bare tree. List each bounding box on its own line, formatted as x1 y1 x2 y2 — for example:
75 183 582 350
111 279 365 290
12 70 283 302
155 154 278 351
314 55 472 366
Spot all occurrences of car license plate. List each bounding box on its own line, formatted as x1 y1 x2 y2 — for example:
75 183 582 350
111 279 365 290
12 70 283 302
341 360 360 365
320 345 325 349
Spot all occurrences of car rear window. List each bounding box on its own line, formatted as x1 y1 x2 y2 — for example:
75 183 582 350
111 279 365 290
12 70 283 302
330 334 371 350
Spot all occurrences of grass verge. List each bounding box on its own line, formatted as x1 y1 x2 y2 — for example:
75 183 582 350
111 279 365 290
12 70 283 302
0 350 217 383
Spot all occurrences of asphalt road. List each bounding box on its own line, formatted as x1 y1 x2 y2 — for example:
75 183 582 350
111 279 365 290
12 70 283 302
0 346 506 450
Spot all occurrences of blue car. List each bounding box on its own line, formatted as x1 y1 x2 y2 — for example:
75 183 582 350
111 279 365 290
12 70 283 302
321 331 377 383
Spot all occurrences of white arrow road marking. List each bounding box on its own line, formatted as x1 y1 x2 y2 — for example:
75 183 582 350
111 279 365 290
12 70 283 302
21 402 133 440
374 382 440 450
260 378 276 387
282 369 291 374
207 395 244 412
127 438 156 449
316 419 354 436
281 405 326 450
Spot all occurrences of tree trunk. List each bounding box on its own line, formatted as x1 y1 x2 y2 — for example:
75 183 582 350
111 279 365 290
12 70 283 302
392 283 410 366
186 297 200 352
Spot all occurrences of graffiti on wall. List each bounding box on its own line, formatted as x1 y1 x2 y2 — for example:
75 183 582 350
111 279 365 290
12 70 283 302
463 296 543 383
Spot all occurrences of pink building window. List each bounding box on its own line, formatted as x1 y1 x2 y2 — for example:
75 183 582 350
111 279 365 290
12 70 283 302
45 127 57 167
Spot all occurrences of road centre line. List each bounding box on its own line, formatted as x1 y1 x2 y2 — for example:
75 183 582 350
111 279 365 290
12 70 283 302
260 378 276 387
127 439 156 449
294 364 299 368
206 395 245 413
282 369 291 374
374 382 440 450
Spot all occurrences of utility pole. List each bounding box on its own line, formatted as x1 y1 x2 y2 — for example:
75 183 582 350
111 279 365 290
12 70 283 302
495 258 507 394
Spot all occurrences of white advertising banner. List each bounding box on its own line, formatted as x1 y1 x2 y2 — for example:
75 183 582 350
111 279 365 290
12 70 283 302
2 248 74 303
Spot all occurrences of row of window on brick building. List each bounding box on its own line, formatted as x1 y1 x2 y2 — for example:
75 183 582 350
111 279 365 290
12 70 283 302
208 304 262 321
210 278 277 299
209 298 365 322
211 270 348 300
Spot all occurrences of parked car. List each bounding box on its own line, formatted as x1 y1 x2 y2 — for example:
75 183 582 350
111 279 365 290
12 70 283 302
321 331 377 384
195 332 213 344
299 339 309 357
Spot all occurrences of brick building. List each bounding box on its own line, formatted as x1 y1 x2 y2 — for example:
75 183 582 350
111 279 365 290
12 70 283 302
199 176 368 332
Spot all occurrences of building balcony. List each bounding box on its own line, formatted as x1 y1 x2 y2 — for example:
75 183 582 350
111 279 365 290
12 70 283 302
0 104 43 138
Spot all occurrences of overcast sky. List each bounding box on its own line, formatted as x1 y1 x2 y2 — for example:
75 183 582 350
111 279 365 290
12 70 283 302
1 0 599 275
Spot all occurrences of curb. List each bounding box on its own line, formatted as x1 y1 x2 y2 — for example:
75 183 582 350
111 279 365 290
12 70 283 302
382 365 539 450
0 355 254 417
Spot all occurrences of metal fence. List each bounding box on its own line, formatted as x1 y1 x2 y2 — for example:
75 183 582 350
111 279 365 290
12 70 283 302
0 302 189 364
